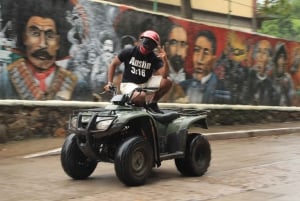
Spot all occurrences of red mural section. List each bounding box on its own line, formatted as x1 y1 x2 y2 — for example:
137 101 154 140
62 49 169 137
158 13 299 106
148 13 300 106
0 0 299 106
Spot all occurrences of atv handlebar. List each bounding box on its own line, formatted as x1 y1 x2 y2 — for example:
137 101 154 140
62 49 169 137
127 87 159 102
97 86 117 95
94 86 159 103
131 87 159 93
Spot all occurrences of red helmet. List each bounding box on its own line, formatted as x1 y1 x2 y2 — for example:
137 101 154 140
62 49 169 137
140 30 160 46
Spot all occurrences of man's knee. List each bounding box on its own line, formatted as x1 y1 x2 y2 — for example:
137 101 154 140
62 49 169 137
161 78 173 90
131 93 146 106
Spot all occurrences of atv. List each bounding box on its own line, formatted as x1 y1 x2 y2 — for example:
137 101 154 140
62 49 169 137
61 87 211 186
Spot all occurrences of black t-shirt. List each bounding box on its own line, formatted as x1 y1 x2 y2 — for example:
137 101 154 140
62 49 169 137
118 46 163 84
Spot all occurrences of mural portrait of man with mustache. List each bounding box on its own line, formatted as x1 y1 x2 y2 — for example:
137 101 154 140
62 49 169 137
0 0 87 100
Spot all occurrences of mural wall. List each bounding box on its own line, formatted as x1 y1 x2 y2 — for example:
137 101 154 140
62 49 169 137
0 0 300 106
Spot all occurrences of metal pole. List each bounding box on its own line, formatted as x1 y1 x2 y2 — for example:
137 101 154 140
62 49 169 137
0 4 2 30
228 0 232 28
252 0 257 32
153 0 158 12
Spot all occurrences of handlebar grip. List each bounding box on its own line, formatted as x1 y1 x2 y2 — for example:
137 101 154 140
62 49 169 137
109 85 116 90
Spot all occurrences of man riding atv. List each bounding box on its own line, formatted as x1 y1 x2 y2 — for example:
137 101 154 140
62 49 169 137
104 30 172 113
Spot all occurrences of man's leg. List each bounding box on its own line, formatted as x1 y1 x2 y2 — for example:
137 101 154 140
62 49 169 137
152 77 172 102
146 76 172 113
120 83 146 106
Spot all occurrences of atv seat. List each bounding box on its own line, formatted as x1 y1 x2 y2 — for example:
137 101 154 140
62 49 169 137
149 111 180 124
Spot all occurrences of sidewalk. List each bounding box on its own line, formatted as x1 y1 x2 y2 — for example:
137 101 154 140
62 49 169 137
202 121 300 140
1 121 299 159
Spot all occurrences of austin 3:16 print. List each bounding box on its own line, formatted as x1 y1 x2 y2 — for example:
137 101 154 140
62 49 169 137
60 87 211 186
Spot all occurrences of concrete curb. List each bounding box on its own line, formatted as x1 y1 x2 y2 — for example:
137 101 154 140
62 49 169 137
23 148 61 159
23 127 300 158
204 127 300 140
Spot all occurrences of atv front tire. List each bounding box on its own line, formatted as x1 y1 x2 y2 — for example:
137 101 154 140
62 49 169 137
114 136 153 186
61 133 97 180
175 134 211 176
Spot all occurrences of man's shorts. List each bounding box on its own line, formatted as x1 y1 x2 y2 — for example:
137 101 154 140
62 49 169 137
120 75 162 94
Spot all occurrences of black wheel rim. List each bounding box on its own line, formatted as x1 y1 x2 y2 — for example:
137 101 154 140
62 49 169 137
131 148 147 176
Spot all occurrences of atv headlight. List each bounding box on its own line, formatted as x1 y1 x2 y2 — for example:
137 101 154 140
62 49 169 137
95 118 114 131
70 117 78 128
82 115 91 123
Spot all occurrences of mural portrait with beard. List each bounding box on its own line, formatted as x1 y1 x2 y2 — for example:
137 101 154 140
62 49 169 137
164 24 189 83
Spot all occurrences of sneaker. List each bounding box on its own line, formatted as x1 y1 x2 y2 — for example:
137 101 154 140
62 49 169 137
147 102 164 114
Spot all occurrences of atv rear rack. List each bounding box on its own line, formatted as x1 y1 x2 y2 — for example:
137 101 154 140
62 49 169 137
162 108 209 116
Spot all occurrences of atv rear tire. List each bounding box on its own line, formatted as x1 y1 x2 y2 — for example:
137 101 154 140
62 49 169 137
61 133 97 180
175 134 211 176
114 136 153 186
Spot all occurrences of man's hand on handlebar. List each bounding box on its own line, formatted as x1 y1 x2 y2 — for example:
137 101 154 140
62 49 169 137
104 82 114 92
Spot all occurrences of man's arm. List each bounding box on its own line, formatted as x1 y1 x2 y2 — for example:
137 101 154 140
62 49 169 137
104 56 122 91
154 46 169 78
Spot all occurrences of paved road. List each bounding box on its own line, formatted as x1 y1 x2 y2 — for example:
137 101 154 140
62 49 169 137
1 132 300 201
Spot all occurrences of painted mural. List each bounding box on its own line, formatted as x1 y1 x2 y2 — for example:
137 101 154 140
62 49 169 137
0 0 300 106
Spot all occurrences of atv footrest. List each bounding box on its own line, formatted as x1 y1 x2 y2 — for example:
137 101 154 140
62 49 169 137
160 151 184 160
